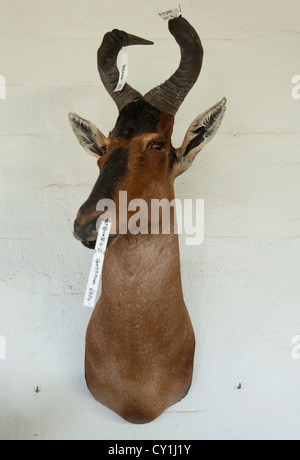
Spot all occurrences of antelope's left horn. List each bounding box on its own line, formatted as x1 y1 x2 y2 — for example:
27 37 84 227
144 17 204 116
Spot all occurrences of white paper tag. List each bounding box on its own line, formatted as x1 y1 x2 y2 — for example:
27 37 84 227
83 219 112 308
95 220 112 254
158 5 181 21
114 47 129 93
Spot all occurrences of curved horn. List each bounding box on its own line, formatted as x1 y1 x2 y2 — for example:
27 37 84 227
98 29 153 112
144 17 204 116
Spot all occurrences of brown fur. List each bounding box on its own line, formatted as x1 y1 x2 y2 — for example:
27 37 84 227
70 19 226 424
85 231 195 424
81 114 195 423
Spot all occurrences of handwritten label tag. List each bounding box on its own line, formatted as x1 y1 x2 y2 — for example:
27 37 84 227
83 253 104 308
158 5 181 21
83 220 112 308
114 48 129 93
95 220 112 254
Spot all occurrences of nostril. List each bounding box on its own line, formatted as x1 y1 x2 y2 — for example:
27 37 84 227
74 218 98 241
74 220 84 240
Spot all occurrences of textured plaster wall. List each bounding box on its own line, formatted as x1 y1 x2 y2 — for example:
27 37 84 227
1 0 300 440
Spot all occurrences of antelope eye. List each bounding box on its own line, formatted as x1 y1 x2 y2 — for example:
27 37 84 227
147 142 165 153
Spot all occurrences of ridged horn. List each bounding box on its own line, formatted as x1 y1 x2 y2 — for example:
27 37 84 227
144 17 204 116
97 29 153 112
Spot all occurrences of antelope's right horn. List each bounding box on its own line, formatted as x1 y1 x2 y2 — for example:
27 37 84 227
97 29 154 112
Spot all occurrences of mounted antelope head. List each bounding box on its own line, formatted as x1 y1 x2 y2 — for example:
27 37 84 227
69 16 226 424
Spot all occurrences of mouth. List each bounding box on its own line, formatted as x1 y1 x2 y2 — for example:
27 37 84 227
73 216 120 250
74 230 119 250
80 239 97 250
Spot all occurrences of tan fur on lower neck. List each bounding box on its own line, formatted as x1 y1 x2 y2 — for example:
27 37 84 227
85 232 195 424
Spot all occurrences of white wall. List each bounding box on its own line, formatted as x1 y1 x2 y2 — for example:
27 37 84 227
1 0 300 440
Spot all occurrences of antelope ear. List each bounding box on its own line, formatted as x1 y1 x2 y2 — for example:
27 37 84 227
174 98 226 176
68 113 107 158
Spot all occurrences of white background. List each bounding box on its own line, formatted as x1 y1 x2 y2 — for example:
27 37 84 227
1 0 300 440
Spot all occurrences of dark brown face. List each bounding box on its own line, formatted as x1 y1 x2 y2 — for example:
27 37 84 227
73 99 176 248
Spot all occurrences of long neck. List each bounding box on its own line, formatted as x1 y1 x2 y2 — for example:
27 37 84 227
100 230 184 309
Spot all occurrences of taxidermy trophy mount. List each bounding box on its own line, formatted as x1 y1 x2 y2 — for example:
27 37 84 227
69 16 226 424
